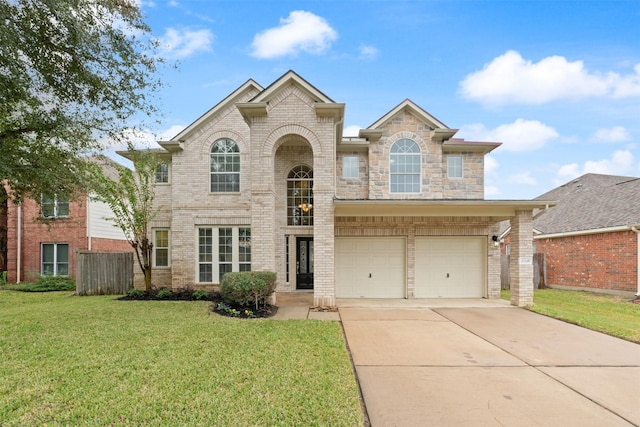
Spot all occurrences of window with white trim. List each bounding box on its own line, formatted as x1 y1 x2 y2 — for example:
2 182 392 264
210 139 240 192
342 155 359 179
155 163 169 183
154 229 169 267
42 243 69 276
41 194 69 218
447 155 463 178
197 227 251 283
390 139 421 193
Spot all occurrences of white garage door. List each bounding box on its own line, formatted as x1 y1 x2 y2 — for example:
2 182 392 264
415 237 485 298
335 238 405 298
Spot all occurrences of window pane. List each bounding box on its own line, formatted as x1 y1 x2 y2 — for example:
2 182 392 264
57 200 69 217
199 265 212 282
448 155 463 178
155 163 169 183
211 139 240 192
342 155 358 179
156 249 168 267
390 139 421 193
42 244 54 263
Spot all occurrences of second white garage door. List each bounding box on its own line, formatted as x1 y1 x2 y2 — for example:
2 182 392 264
335 238 405 298
415 237 486 298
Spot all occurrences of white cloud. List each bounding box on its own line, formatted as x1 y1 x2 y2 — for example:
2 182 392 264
459 50 640 106
484 155 498 175
589 126 631 143
459 119 558 152
510 171 537 186
556 150 635 181
484 185 500 197
158 28 213 59
343 125 361 137
359 45 379 60
251 11 337 59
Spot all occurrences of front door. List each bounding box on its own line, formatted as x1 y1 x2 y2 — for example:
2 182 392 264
296 237 314 289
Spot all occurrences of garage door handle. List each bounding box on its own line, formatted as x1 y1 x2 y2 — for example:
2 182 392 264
369 273 372 278
446 273 449 278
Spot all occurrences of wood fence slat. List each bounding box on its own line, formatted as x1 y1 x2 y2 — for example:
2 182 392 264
76 251 133 295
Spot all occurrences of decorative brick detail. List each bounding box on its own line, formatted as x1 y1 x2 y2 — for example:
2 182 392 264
510 210 534 306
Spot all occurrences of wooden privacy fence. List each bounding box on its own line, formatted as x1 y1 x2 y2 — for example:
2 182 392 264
76 251 134 295
500 253 546 290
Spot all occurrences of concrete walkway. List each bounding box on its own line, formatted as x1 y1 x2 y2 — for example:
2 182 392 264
341 306 640 426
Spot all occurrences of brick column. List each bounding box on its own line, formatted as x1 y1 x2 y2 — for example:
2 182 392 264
510 210 534 306
487 223 502 298
313 189 335 307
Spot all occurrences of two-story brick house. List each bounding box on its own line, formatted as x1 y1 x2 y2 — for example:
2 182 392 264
143 71 549 306
3 160 132 284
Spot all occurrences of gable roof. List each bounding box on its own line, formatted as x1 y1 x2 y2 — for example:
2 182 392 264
249 70 335 104
167 79 264 143
534 173 640 234
365 99 449 132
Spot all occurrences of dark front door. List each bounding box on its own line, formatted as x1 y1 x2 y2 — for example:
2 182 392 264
296 237 314 289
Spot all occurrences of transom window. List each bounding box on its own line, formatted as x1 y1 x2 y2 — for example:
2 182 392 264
210 139 240 192
41 194 69 218
287 165 313 226
42 243 69 276
390 139 421 193
447 155 463 178
198 227 251 283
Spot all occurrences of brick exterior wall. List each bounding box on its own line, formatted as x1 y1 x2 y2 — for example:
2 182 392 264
536 230 638 294
5 196 131 283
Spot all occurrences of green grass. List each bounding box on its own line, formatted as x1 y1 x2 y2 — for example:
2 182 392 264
0 291 363 426
502 289 640 343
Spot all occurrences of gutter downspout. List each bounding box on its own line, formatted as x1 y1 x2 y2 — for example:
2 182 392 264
17 204 21 283
631 226 640 296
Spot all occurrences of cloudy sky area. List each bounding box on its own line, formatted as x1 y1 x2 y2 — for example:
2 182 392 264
131 0 640 199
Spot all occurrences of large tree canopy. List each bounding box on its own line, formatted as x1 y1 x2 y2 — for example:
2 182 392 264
0 0 163 203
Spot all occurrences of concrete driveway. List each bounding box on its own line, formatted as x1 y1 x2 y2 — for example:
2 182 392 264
340 306 640 426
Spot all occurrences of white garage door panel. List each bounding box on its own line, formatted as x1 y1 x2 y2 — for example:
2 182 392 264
335 238 405 298
415 237 485 298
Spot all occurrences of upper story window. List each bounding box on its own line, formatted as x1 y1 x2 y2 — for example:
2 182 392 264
210 139 240 192
447 155 463 178
390 139 421 193
154 229 170 267
155 163 169 183
342 155 359 179
287 165 313 226
41 194 69 218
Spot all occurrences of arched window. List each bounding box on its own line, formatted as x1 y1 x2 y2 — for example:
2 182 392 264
210 139 240 192
287 165 313 226
390 138 421 193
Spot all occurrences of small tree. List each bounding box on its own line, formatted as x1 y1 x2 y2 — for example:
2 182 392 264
91 148 159 291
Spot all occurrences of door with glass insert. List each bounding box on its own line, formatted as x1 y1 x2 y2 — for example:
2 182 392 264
296 237 314 289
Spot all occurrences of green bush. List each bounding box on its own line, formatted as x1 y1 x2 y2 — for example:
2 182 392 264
156 288 173 299
127 288 145 298
5 275 75 292
0 271 7 286
192 289 209 300
220 271 276 308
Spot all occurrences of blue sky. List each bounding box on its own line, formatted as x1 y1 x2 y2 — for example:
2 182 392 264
132 0 640 200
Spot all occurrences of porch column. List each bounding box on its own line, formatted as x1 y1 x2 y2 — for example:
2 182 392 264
510 209 534 306
251 189 276 273
313 189 335 307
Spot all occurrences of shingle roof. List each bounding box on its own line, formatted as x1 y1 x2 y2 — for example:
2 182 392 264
533 173 640 234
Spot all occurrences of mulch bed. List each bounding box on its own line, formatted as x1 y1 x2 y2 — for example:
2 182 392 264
118 288 277 318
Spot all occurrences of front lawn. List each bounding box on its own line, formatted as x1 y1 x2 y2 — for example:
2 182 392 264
0 291 363 426
502 289 640 343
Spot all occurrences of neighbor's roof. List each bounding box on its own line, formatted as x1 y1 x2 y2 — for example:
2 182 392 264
533 173 640 234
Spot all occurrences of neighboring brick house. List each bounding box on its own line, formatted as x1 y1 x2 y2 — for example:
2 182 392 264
3 162 132 283
531 174 640 297
137 70 549 306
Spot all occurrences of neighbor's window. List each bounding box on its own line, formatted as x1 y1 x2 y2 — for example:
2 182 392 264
342 155 359 179
390 139 421 193
154 229 169 267
41 194 69 218
155 163 169 183
447 155 463 178
198 227 251 283
210 139 240 192
42 243 69 276
287 165 313 226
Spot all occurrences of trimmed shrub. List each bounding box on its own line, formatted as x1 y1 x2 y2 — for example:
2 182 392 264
156 288 173 299
5 275 76 292
220 271 276 308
